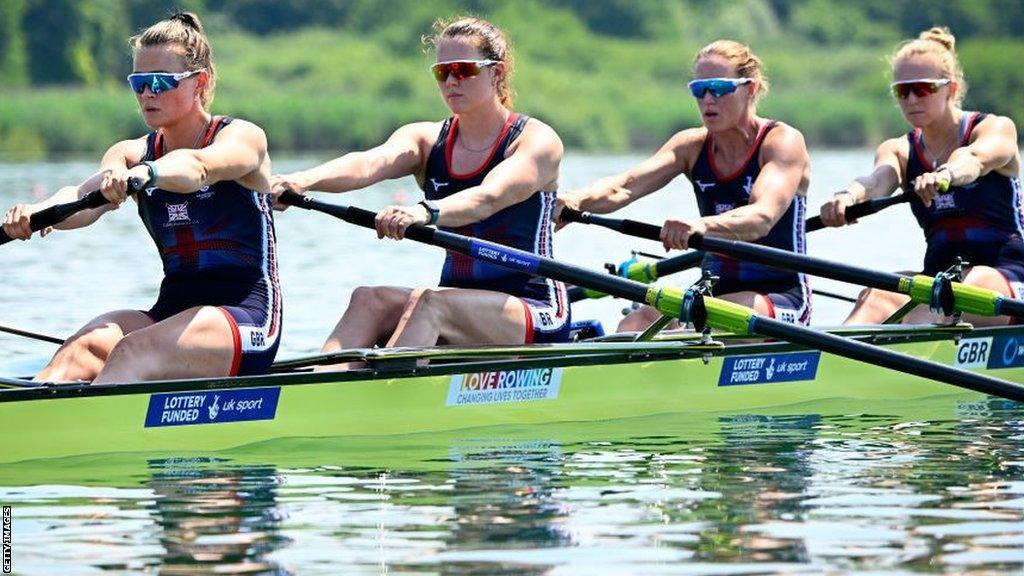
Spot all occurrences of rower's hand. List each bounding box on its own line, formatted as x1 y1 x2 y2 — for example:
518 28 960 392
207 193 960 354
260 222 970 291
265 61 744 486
818 192 857 227
3 203 36 240
553 194 580 231
100 167 146 206
913 169 952 208
269 175 308 211
375 204 429 240
661 218 706 251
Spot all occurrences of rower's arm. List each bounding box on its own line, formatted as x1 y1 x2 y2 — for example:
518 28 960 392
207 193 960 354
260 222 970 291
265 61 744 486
430 120 562 227
280 123 432 193
842 138 904 202
136 120 269 193
702 125 809 242
942 115 1019 185
54 139 146 229
561 130 697 214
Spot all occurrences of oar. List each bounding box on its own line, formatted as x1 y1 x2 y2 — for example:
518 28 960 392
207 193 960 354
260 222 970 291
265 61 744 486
0 324 64 345
805 193 912 232
0 190 110 246
567 253 857 304
560 207 1024 319
567 194 911 299
278 190 1024 402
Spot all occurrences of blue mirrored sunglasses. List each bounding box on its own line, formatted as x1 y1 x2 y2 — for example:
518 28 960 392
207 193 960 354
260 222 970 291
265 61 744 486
126 69 204 94
687 77 753 99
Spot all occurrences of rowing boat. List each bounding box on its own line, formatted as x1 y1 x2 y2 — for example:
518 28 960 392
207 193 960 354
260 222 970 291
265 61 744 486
3 322 1022 464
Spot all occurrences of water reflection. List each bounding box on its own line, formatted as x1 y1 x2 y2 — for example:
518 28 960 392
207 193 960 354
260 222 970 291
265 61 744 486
1 404 1022 574
146 458 291 574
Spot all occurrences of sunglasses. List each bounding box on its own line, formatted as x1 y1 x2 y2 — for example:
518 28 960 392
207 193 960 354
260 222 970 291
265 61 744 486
127 69 204 94
890 78 951 99
430 60 499 82
687 77 753 99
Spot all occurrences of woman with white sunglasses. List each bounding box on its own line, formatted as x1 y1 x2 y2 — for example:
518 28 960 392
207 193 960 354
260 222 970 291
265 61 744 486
273 16 570 358
2 12 281 383
558 40 812 332
818 27 1021 325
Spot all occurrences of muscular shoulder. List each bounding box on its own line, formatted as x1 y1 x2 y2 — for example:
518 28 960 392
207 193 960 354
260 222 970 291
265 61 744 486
104 136 149 166
762 122 808 155
972 113 1018 141
876 135 909 165
760 122 809 166
659 127 706 173
516 117 564 158
215 118 268 145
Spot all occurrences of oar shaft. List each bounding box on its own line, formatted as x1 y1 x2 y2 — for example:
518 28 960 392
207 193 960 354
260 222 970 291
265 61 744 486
280 192 653 303
0 191 109 246
690 235 907 293
0 324 64 345
805 194 911 232
751 315 1024 401
281 191 1024 403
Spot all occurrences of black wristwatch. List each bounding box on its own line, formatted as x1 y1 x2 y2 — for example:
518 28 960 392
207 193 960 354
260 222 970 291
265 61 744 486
419 200 440 226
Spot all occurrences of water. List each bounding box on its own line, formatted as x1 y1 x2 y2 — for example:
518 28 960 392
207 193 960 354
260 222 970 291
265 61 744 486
1 153 1022 574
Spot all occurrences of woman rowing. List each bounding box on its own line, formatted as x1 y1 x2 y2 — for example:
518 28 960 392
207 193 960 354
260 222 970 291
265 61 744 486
272 16 569 353
558 40 812 331
1 12 281 383
818 27 1022 326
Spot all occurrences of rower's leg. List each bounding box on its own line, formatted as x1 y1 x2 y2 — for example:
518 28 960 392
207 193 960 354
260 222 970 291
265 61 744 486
618 305 678 332
845 288 911 324
93 306 235 384
387 288 529 346
35 310 153 383
321 286 412 352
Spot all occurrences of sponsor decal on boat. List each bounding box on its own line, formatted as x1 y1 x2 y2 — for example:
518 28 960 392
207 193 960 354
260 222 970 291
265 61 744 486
985 335 1024 369
718 351 820 386
469 239 540 273
144 387 280 427
954 337 993 368
447 368 562 406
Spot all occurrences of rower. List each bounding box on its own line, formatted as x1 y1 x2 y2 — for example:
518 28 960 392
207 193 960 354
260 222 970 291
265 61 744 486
557 40 812 332
1 12 281 383
271 16 569 355
818 26 1022 326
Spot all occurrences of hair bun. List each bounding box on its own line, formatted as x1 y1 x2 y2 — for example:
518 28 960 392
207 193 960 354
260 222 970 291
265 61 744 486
919 26 955 52
170 11 204 34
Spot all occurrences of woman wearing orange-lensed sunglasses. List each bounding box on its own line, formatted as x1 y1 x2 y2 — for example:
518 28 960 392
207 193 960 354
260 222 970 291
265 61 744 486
818 27 1022 326
272 16 570 359
558 40 813 332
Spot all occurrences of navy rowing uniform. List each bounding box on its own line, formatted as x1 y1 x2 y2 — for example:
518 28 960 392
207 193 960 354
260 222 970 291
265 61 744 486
137 116 282 375
421 113 570 343
905 112 1024 297
688 120 811 325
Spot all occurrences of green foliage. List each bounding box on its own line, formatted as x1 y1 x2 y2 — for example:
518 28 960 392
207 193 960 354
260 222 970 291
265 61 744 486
1 0 1022 155
0 0 29 86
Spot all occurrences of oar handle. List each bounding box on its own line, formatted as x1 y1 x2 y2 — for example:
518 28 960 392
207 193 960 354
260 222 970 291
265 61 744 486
277 189 436 243
561 208 662 242
0 177 146 246
806 193 912 232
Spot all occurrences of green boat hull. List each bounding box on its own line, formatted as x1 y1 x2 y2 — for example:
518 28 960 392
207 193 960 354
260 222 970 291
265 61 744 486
2 324 1022 464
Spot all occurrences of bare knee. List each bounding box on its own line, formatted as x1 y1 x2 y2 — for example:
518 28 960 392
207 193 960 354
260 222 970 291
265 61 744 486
405 288 447 320
104 329 153 369
350 286 409 320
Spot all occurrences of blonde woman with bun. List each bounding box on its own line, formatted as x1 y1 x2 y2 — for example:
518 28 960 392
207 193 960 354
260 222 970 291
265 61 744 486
819 27 1022 325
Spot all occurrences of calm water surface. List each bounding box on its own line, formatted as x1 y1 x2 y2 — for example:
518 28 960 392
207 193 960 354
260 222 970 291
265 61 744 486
0 153 1022 574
